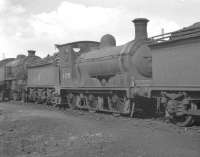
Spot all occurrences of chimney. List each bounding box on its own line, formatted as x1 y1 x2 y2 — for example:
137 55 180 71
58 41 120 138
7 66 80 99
132 18 149 40
28 50 36 57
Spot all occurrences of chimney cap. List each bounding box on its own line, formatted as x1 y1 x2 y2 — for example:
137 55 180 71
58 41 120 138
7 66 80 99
132 18 149 23
28 50 36 56
28 50 36 53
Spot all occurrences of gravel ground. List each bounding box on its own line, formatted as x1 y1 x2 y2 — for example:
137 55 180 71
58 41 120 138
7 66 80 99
0 102 200 157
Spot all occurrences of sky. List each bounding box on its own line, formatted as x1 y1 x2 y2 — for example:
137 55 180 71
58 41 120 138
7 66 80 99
0 0 200 59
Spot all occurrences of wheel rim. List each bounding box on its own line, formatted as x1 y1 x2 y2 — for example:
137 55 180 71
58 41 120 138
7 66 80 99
67 93 76 109
166 99 194 127
172 115 194 127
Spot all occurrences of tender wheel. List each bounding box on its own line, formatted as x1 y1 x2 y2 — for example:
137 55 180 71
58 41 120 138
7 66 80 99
0 92 3 101
121 98 131 115
166 99 195 127
108 94 131 115
96 96 104 110
75 94 88 108
13 92 18 101
66 93 77 109
108 95 120 112
87 94 98 111
173 102 196 127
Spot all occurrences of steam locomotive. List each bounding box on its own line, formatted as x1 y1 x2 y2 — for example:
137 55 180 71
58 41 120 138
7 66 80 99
1 18 200 126
0 51 41 101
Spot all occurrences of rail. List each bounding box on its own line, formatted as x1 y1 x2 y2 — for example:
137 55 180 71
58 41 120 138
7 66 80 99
149 27 200 44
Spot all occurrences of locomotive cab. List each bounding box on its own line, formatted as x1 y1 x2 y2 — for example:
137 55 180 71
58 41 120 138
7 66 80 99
55 41 100 87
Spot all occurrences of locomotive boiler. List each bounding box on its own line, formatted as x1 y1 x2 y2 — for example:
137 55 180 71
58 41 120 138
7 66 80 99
78 19 152 84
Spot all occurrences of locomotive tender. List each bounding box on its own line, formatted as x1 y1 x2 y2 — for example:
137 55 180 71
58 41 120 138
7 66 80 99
1 17 200 126
27 55 60 104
